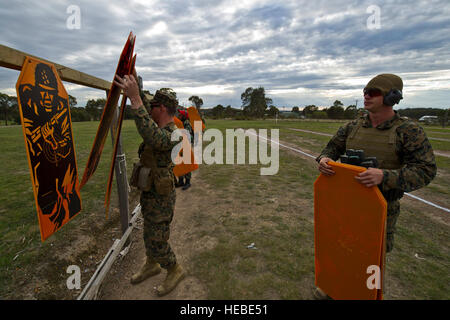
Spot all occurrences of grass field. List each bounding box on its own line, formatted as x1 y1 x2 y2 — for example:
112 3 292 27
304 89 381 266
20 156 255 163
0 120 142 299
188 119 449 299
0 118 449 299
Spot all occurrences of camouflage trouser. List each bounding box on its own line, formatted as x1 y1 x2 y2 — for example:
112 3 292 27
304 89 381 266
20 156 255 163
140 188 177 269
386 200 401 253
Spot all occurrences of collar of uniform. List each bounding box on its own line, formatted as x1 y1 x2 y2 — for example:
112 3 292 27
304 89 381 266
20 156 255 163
164 121 176 131
362 111 400 129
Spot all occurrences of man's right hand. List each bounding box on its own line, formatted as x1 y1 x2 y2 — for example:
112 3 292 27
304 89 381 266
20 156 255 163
318 157 335 176
114 74 142 109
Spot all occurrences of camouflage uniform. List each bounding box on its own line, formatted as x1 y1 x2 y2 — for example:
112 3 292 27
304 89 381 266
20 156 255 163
182 118 194 181
174 108 194 184
317 111 437 252
133 100 180 269
198 110 206 127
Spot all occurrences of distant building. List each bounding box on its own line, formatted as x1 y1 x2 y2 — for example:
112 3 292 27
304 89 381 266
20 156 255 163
419 115 438 123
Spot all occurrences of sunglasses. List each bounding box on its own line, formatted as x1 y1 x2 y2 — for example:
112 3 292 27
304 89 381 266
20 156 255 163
150 102 161 109
363 88 383 97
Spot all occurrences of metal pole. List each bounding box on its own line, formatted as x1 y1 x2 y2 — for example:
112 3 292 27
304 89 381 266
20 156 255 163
109 94 130 235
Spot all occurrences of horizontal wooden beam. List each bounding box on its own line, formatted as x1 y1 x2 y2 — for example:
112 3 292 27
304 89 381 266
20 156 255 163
0 44 111 91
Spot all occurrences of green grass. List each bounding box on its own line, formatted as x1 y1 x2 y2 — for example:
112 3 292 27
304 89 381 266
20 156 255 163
0 119 142 299
1 118 448 299
187 119 449 300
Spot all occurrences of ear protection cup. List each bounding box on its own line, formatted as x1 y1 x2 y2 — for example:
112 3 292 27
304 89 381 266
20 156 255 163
383 89 403 106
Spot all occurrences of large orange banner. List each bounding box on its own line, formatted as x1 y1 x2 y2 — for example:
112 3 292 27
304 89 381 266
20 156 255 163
16 57 82 241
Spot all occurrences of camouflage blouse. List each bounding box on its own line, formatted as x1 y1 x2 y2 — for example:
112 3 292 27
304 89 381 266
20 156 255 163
317 112 437 197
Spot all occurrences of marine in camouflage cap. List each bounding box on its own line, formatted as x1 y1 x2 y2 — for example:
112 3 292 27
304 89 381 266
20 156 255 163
316 74 436 253
114 73 186 295
150 88 179 115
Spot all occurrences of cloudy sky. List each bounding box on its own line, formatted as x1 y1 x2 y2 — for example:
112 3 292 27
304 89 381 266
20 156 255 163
1 0 449 110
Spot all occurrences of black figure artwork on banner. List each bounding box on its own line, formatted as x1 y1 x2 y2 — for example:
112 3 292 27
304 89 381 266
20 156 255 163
16 58 82 241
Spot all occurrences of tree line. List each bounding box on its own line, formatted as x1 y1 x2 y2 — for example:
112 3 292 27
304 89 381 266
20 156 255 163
202 87 449 125
0 90 207 125
0 92 111 124
1 90 448 125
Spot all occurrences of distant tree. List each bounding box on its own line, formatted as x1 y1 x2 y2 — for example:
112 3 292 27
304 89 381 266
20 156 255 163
327 101 345 119
344 105 357 119
85 98 106 121
211 104 225 119
292 106 300 113
224 105 234 118
333 100 344 108
240 87 272 118
438 108 449 127
0 93 19 125
268 105 280 117
311 111 328 119
68 95 77 108
70 107 90 122
303 105 318 118
0 93 9 125
188 95 204 110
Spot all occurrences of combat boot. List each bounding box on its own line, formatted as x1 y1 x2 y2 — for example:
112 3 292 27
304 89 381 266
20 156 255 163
182 178 191 190
175 176 184 188
130 256 162 284
156 263 186 296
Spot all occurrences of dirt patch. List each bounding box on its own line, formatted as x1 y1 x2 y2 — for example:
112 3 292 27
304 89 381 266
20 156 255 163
402 193 450 227
5 207 125 300
98 171 209 300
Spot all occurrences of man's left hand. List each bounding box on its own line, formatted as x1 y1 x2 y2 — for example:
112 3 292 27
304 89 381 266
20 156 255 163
355 168 384 188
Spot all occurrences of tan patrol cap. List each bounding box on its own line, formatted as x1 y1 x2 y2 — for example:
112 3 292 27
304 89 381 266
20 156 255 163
365 74 403 95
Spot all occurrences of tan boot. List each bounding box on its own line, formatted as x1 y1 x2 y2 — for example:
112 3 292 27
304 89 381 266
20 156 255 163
156 263 186 296
130 256 162 284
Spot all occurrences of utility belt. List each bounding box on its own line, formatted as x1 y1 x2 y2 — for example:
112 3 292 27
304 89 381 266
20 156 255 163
130 161 175 195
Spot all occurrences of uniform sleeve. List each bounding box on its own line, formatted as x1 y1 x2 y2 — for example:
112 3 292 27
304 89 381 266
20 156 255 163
133 105 180 151
382 123 437 192
316 122 353 162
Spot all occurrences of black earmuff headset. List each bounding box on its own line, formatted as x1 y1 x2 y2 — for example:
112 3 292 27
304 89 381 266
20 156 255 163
383 89 403 106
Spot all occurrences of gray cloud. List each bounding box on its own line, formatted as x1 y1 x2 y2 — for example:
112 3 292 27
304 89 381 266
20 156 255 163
0 0 449 109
